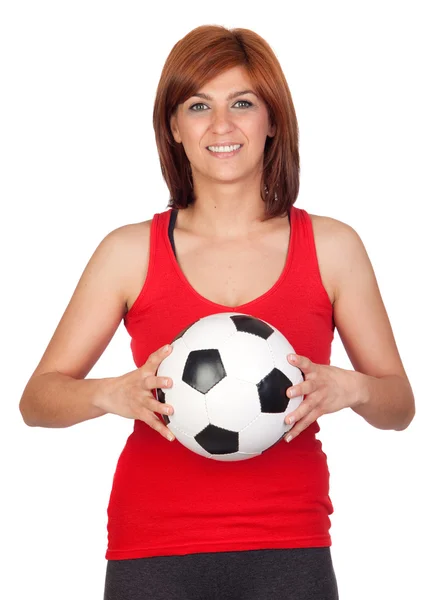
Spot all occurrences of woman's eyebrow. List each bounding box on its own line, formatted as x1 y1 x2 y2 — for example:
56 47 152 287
190 90 258 101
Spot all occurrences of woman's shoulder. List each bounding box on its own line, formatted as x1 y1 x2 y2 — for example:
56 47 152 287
104 220 154 313
100 220 153 269
308 211 355 233
307 212 369 306
106 219 152 250
307 212 363 250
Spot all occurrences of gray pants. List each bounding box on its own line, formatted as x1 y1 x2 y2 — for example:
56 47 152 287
104 547 339 599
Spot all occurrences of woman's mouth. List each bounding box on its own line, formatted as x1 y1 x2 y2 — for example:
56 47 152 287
206 144 243 158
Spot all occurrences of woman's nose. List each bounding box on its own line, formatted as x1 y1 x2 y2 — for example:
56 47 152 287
210 108 234 131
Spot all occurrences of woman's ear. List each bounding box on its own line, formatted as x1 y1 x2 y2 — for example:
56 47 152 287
170 113 181 144
268 121 276 138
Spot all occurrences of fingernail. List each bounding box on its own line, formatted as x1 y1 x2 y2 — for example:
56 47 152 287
167 432 175 441
289 354 297 362
287 416 295 425
285 435 292 443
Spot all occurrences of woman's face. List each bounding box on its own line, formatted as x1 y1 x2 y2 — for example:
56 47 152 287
170 65 276 185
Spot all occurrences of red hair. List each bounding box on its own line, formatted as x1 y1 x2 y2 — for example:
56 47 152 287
153 25 300 220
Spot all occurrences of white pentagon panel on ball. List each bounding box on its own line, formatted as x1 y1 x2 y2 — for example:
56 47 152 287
206 376 261 431
267 329 304 387
156 337 190 382
167 380 210 437
181 313 239 351
220 332 274 383
238 412 290 453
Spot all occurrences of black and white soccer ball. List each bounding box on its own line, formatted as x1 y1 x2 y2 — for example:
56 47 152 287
156 313 304 461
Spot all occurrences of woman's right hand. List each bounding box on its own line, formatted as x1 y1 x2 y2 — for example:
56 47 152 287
98 344 175 441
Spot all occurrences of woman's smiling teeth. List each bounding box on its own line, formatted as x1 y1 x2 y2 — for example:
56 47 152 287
207 144 242 153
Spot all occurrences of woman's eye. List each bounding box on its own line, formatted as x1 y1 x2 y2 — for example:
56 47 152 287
234 100 252 108
190 103 208 111
189 100 252 111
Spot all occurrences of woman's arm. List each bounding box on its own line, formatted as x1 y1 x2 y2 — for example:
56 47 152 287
20 373 111 428
327 217 415 430
19 222 151 428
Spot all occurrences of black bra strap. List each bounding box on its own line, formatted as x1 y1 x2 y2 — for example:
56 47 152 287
168 208 178 258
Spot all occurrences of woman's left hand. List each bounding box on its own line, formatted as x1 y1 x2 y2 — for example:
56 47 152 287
283 353 365 442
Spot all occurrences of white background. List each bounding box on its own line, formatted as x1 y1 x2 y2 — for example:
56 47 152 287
1 1 434 598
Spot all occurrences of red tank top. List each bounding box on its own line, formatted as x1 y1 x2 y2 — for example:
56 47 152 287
105 205 335 560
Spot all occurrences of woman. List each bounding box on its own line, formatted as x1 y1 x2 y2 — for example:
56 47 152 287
19 25 414 599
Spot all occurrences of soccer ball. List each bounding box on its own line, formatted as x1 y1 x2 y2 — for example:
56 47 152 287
156 313 304 461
